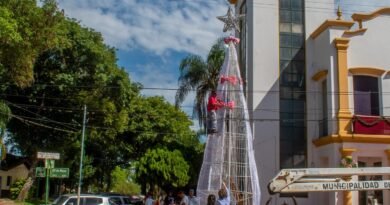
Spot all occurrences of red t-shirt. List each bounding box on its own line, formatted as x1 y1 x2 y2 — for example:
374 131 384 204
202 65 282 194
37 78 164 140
207 95 223 111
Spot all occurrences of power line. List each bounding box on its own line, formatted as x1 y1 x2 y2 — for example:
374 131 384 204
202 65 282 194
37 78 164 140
10 101 390 115
11 115 76 134
5 105 382 125
6 101 80 131
3 103 387 137
3 87 390 94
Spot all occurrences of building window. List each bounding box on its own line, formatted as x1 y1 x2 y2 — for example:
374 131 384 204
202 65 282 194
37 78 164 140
353 75 379 116
279 0 306 170
6 176 11 186
320 80 328 137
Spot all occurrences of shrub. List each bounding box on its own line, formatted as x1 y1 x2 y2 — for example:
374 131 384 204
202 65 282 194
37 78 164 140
10 178 26 199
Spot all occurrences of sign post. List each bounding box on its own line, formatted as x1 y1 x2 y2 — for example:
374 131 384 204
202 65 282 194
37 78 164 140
45 161 50 205
37 152 61 205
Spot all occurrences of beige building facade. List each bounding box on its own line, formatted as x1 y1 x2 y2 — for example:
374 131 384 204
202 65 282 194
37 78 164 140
0 163 29 197
235 0 390 204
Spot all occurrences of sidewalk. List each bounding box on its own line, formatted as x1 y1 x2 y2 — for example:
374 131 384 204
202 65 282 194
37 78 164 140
0 199 17 205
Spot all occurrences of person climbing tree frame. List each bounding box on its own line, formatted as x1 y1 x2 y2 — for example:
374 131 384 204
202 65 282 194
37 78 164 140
207 91 232 134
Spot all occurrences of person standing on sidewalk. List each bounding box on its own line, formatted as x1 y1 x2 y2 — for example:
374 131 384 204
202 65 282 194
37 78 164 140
217 182 230 205
188 189 199 205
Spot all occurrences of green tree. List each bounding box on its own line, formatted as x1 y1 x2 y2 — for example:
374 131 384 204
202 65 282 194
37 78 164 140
3 9 138 198
175 39 225 127
0 0 65 88
122 96 202 192
125 96 194 159
111 166 140 195
136 148 190 190
0 0 64 153
0 0 65 200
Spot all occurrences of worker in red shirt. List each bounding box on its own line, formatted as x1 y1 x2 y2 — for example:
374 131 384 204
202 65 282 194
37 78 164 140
207 91 230 133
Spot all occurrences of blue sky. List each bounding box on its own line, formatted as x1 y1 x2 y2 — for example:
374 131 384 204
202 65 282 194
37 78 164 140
339 0 390 14
57 0 227 119
56 0 390 124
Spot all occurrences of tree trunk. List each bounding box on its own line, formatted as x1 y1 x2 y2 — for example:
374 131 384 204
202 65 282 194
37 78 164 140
17 159 38 201
141 181 146 195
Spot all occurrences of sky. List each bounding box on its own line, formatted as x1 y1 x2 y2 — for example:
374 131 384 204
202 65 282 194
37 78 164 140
57 0 227 122
56 0 390 128
339 0 390 13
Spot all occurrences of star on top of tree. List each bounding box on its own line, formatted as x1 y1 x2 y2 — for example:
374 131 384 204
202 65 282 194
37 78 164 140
217 7 245 33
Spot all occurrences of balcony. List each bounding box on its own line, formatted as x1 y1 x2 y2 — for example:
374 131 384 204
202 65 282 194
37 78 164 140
352 115 390 135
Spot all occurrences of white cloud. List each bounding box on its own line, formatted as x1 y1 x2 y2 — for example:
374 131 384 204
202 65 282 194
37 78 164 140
56 0 228 129
58 0 227 57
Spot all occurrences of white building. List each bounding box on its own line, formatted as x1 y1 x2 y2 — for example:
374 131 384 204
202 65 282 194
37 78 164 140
234 0 390 204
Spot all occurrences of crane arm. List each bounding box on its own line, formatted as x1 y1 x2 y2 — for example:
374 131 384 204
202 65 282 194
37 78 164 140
268 167 390 194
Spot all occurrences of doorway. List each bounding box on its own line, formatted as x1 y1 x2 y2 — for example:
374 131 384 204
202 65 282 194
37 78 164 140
358 157 383 205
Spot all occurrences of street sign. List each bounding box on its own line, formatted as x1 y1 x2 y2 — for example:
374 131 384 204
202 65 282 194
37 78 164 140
45 159 55 169
36 167 46 178
37 152 60 160
50 168 70 178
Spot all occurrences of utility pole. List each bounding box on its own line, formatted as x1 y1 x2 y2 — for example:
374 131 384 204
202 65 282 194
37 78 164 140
77 105 87 205
45 159 51 205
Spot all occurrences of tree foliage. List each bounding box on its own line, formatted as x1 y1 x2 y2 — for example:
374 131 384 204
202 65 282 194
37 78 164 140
10 179 26 199
111 166 140 195
0 0 65 88
175 39 225 127
136 148 190 188
122 96 204 191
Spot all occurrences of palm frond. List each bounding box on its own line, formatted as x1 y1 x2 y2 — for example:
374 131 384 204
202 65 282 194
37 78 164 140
194 85 210 127
175 83 192 108
176 55 207 107
175 37 226 129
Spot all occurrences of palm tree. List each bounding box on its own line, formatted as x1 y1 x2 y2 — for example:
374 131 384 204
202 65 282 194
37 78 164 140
175 38 225 128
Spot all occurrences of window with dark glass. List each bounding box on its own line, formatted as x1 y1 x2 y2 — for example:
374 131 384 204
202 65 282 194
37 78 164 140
320 80 328 137
109 197 122 205
85 197 103 205
279 0 307 173
6 176 11 186
353 76 380 116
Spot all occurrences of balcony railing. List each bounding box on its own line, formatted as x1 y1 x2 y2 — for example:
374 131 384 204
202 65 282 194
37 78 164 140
352 115 390 135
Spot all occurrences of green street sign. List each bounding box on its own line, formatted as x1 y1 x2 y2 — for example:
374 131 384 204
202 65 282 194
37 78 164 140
36 167 46 178
50 168 69 178
45 159 55 169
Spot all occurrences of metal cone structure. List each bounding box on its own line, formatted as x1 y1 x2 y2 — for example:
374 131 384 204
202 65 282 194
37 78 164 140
197 36 261 205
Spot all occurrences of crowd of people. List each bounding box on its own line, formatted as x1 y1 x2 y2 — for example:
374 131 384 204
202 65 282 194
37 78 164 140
144 182 229 205
144 189 199 205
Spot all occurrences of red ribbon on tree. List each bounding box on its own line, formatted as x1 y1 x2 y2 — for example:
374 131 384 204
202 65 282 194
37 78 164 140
226 101 235 109
224 36 240 44
221 75 238 85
